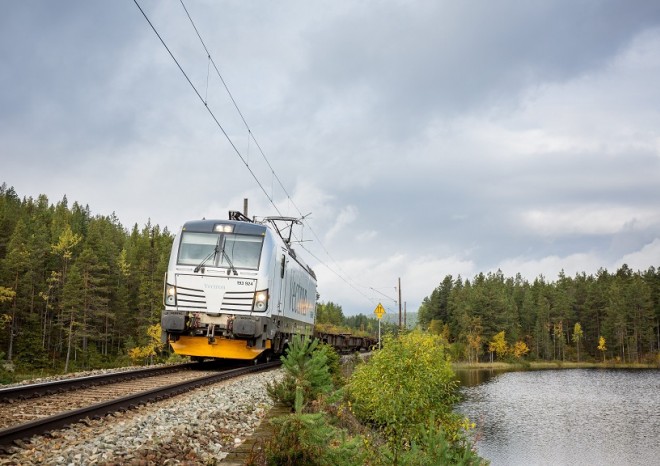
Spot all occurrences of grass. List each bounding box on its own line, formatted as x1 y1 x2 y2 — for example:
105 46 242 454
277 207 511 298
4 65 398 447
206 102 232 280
452 360 659 370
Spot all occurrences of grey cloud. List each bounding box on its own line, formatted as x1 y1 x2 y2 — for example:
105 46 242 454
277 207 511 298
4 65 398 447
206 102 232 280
296 0 660 132
1 1 659 314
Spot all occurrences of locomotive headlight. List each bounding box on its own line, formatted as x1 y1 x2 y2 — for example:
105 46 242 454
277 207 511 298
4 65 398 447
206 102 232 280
253 289 268 311
165 284 177 306
213 224 234 233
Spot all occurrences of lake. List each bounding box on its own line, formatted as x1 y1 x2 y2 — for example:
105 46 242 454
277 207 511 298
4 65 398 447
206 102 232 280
455 368 660 466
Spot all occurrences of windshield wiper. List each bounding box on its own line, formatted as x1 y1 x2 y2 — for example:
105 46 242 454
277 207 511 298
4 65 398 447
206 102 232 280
193 239 220 273
219 246 238 276
192 237 238 275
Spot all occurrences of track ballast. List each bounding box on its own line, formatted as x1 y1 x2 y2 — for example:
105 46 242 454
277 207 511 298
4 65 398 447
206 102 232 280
0 361 280 450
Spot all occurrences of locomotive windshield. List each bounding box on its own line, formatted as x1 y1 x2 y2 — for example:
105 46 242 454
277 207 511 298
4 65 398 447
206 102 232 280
177 232 263 270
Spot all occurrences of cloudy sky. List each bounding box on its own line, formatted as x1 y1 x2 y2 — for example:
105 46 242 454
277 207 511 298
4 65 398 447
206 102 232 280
2 1 660 316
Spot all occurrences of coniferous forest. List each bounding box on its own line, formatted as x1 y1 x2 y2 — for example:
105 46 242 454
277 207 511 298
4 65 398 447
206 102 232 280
2 183 659 378
418 268 660 364
0 184 172 375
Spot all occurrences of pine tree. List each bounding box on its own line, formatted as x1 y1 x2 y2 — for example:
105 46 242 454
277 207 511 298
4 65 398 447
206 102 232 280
267 335 333 409
0 184 22 260
61 263 84 372
3 219 31 360
77 247 109 368
316 301 345 326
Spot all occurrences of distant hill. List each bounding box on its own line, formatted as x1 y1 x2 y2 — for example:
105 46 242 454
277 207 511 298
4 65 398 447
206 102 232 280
382 311 418 329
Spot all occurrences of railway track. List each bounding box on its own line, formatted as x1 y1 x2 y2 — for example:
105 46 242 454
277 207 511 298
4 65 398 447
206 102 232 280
0 361 280 450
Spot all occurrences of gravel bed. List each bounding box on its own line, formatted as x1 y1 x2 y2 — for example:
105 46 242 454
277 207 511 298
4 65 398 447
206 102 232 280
0 369 284 465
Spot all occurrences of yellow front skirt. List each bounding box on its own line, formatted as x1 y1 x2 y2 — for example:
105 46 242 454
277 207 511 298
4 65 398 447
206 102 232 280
170 335 271 360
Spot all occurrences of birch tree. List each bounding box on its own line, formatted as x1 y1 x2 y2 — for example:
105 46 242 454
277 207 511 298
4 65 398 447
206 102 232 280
572 322 584 362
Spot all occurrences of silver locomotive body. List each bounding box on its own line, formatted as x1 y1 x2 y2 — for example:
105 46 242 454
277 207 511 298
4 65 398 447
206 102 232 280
161 214 316 360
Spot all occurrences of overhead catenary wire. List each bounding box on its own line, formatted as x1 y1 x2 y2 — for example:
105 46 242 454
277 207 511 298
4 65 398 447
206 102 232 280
178 0 283 194
298 243 377 306
133 0 386 311
132 0 282 211
176 0 362 281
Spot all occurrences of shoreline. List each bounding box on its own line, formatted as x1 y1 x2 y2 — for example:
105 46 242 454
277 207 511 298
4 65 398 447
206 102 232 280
451 360 659 370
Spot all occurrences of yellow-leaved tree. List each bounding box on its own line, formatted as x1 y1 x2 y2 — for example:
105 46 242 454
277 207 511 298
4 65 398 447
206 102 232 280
129 324 164 365
597 335 607 362
512 340 530 359
429 319 450 343
465 316 483 364
0 286 15 329
488 331 508 362
572 322 584 362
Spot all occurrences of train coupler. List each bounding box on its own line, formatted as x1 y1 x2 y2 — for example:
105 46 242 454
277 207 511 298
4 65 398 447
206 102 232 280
207 324 216 344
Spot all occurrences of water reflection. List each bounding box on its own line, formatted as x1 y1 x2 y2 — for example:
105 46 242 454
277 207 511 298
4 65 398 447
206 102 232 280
454 368 510 387
455 369 660 466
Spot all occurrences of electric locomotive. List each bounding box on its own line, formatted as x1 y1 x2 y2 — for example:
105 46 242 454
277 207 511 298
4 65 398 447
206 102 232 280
161 211 317 361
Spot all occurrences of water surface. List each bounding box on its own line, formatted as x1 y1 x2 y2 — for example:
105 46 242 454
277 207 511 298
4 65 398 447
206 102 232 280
455 369 660 466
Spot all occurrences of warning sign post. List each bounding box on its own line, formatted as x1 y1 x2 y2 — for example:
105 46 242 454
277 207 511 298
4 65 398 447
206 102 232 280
374 303 385 319
374 303 386 349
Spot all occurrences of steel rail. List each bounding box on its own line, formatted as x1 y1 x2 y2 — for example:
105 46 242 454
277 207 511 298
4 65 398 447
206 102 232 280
0 363 200 402
0 361 281 449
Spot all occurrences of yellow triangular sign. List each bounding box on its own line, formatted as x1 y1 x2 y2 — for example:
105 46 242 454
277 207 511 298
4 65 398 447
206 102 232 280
374 303 386 319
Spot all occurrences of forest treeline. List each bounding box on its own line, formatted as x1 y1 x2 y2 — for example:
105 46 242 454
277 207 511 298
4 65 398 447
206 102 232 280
418 267 660 363
0 184 172 374
3 183 659 375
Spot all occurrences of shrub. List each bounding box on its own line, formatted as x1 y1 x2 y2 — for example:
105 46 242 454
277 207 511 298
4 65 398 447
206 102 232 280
346 331 468 456
386 419 483 466
264 331 484 465
263 336 366 465
266 411 365 466
318 342 343 387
